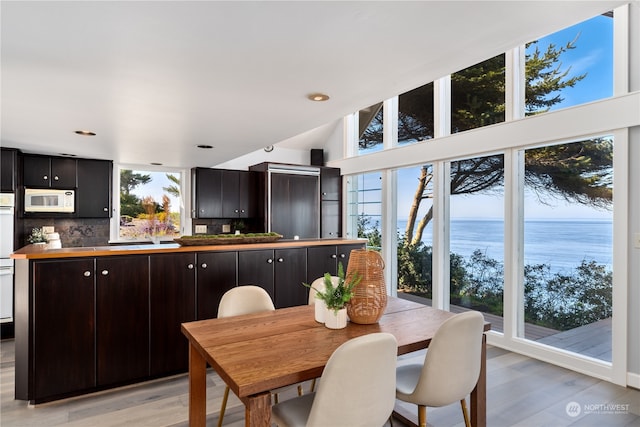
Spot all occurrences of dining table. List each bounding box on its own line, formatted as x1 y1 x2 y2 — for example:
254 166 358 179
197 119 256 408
181 296 490 427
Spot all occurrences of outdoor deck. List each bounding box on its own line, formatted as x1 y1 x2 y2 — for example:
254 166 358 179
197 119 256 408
397 293 612 362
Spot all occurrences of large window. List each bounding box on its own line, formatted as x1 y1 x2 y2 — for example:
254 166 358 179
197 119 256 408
525 13 613 114
398 83 434 144
346 172 382 248
115 167 183 242
522 137 613 361
358 103 384 155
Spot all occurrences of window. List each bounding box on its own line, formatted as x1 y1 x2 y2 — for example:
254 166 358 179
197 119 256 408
449 155 505 331
525 13 613 114
115 166 184 242
346 172 382 248
451 54 506 133
398 83 434 144
358 103 384 155
522 137 613 361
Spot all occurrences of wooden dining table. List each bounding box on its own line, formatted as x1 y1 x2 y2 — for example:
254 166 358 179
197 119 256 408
181 297 490 427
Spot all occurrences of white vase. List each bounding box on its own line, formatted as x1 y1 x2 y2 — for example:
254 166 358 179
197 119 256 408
314 299 326 323
324 307 347 329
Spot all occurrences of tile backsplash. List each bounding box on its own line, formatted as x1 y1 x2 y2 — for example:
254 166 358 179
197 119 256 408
21 218 110 248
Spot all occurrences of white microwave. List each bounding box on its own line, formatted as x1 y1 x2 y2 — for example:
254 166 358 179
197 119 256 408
24 188 75 213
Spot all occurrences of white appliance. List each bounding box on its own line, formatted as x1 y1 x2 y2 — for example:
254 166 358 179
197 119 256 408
1 193 15 323
24 188 75 213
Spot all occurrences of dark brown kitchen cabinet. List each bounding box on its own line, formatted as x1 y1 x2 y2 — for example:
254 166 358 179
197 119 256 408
221 169 257 218
237 248 307 308
307 244 365 282
23 155 77 188
149 253 196 376
270 172 320 239
320 167 341 238
191 168 257 219
31 258 96 401
77 159 112 218
1 148 18 192
196 251 237 319
96 256 149 386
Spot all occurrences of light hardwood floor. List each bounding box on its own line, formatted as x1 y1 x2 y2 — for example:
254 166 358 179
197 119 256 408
1 339 638 426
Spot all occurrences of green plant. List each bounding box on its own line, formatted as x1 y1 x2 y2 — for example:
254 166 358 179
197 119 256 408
27 227 49 244
303 262 362 314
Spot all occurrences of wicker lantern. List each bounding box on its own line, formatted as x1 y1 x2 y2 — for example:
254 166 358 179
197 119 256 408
345 249 387 324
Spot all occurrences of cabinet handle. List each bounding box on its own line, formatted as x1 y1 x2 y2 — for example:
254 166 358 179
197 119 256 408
43 175 48 181
187 264 194 269
54 175 59 181
266 258 273 264
83 271 91 277
240 209 245 213
201 263 207 269
235 209 239 213
103 207 108 212
331 254 337 259
322 192 327 196
340 253 346 258
101 270 109 276
277 258 284 263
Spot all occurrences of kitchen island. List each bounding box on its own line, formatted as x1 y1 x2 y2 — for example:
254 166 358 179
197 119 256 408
11 238 365 404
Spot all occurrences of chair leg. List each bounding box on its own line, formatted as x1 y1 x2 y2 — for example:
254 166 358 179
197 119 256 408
297 384 303 396
217 385 230 427
418 405 427 427
460 398 471 427
310 378 316 392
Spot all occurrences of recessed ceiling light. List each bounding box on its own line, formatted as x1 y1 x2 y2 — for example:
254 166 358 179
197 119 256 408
150 162 163 166
308 93 330 102
59 153 77 157
75 130 96 136
196 144 214 149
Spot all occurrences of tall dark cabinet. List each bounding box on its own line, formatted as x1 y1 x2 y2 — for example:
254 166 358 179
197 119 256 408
320 167 342 238
77 159 113 217
1 148 18 192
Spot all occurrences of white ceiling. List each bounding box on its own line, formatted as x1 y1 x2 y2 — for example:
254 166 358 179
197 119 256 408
1 1 626 168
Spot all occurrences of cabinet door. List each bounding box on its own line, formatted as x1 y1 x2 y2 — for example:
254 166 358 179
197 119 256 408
197 251 237 319
271 173 319 239
1 148 17 192
96 256 149 386
238 170 257 218
149 253 196 375
274 248 307 308
50 157 77 188
320 167 341 201
192 168 222 218
321 200 341 238
237 250 274 300
77 159 112 218
33 258 95 400
221 170 241 218
337 244 364 272
23 155 51 187
307 246 339 281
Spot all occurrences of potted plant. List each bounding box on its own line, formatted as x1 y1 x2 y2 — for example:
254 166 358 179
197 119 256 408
304 262 361 329
27 227 49 246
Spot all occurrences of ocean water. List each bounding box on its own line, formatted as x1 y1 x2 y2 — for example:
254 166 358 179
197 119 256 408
397 218 613 273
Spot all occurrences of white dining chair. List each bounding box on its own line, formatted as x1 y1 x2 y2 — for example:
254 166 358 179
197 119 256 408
395 310 484 427
216 285 275 427
272 332 398 427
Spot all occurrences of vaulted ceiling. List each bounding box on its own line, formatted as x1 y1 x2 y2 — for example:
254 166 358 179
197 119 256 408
1 1 626 168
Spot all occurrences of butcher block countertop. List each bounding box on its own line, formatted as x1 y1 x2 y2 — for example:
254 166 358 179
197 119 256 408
11 238 367 260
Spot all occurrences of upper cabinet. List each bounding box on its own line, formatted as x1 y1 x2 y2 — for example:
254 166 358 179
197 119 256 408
23 155 77 189
191 168 257 219
320 167 341 201
76 159 113 218
1 148 18 192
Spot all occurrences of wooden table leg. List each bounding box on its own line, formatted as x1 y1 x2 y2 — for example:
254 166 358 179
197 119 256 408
189 342 207 427
243 392 272 427
470 333 487 427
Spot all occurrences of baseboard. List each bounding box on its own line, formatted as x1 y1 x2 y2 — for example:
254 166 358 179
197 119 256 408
627 372 640 390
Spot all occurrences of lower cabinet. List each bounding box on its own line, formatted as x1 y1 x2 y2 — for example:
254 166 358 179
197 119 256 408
96 256 149 386
32 258 96 401
238 248 307 308
149 253 196 376
196 251 237 319
307 244 364 282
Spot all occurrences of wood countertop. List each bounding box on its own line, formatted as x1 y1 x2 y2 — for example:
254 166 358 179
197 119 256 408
10 238 367 260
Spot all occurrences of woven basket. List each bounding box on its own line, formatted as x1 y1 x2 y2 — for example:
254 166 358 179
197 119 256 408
345 249 386 324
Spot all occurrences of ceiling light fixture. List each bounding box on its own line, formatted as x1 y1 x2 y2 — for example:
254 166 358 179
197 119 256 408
150 162 163 166
308 93 330 102
196 144 214 149
264 145 274 152
75 130 96 136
